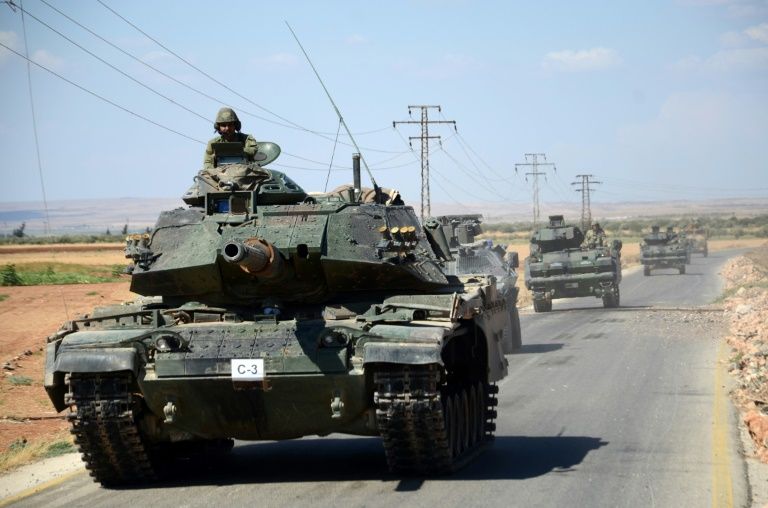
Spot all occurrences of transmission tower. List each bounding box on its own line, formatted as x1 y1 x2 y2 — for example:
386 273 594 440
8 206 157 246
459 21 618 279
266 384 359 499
571 174 601 231
514 153 556 228
393 105 456 220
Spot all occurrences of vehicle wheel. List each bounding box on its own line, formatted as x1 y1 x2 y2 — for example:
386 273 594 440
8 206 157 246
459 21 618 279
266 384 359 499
602 286 620 308
467 385 478 448
643 266 651 276
679 265 686 275
503 306 522 353
533 299 546 313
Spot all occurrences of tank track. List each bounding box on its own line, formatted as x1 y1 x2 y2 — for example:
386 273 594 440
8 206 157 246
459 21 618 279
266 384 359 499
374 365 498 474
66 373 157 486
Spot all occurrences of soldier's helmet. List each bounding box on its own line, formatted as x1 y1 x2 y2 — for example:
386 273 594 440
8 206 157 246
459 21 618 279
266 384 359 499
593 222 601 229
214 107 242 132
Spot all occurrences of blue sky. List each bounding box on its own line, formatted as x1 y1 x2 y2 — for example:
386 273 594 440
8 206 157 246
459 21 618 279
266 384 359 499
1 0 767 214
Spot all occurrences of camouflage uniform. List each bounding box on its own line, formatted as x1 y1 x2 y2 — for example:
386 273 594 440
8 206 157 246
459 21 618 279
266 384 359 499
584 224 605 247
203 132 258 169
203 107 258 169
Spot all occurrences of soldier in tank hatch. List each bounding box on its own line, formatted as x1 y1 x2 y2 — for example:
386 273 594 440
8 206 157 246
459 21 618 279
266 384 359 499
203 107 258 169
584 222 606 247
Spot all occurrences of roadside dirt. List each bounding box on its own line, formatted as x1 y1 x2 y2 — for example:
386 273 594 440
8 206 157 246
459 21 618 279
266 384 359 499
721 244 768 463
0 282 134 456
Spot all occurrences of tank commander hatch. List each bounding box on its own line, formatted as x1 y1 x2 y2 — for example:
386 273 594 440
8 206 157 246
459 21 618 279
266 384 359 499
203 107 258 169
584 222 606 248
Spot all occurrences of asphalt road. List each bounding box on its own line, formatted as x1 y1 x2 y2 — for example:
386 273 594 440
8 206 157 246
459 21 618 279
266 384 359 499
12 251 748 507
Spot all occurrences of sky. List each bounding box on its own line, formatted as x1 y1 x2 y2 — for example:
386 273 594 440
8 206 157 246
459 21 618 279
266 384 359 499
1 0 767 216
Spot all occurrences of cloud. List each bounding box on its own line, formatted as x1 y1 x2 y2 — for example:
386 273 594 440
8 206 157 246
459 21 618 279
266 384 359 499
31 49 64 70
679 0 768 17
541 47 622 72
674 47 768 72
0 31 19 65
745 22 768 43
616 91 768 188
345 34 368 45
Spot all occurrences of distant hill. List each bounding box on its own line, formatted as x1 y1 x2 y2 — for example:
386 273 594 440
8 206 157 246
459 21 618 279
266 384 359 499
1 196 766 236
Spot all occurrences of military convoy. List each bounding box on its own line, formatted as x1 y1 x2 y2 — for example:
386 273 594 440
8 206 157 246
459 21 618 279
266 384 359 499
44 142 511 485
432 214 522 353
640 225 690 275
524 215 622 312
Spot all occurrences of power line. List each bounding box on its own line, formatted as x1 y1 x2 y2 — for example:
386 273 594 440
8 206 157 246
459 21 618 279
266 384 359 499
94 0 404 153
571 174 601 230
0 41 205 143
515 153 556 228
393 105 456 220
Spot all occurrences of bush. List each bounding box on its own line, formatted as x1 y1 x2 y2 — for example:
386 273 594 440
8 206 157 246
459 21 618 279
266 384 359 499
8 375 33 386
1 265 22 286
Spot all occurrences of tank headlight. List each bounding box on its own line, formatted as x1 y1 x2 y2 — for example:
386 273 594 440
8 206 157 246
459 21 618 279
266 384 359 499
319 331 347 347
155 335 181 353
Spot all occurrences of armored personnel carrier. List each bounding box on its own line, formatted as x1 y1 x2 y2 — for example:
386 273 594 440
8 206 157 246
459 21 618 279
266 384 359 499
640 225 689 275
433 215 521 353
684 224 709 257
524 215 622 312
44 143 509 485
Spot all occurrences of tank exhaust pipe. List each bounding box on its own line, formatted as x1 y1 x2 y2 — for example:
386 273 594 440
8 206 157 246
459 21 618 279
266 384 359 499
352 153 361 197
222 239 284 278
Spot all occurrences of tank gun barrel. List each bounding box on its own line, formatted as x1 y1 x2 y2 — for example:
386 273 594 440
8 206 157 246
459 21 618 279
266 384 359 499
222 239 283 278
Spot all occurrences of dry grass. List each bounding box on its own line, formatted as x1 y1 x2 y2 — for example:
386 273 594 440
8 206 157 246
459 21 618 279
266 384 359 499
0 430 75 474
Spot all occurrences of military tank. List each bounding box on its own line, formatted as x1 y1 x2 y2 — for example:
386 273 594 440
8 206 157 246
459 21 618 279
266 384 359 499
43 144 509 485
524 215 622 312
640 225 689 275
432 215 521 353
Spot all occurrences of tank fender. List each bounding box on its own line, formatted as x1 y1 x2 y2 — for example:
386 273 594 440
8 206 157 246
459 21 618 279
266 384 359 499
53 347 138 376
43 346 138 412
362 324 446 365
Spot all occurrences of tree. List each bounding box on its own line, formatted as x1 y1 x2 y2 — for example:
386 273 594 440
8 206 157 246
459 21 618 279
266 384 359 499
121 223 128 235
12 223 25 238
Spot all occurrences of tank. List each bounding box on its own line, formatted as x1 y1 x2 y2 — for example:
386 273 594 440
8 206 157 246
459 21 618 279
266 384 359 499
524 215 622 312
431 215 522 353
43 142 510 485
640 225 690 275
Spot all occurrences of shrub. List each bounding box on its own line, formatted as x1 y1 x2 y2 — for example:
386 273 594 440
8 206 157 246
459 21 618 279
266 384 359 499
1 265 22 286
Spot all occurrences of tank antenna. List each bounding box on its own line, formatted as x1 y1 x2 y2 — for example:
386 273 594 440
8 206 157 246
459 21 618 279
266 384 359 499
285 21 382 203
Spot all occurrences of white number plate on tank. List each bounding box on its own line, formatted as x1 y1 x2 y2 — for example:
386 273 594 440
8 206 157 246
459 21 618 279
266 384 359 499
565 282 579 288
231 359 265 381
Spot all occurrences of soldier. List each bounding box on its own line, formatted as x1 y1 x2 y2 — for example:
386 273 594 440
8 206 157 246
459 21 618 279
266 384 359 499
584 222 605 247
203 107 258 169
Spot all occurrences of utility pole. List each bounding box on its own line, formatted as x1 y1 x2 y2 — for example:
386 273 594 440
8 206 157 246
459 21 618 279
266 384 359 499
393 105 456 220
514 153 556 228
571 174 601 231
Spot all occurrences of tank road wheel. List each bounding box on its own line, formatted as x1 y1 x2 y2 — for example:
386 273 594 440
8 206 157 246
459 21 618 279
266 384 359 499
679 265 686 275
66 373 157 486
643 266 651 276
374 367 497 475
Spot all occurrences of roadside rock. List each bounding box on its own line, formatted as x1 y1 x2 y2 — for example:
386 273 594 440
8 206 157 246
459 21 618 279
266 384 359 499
721 244 768 463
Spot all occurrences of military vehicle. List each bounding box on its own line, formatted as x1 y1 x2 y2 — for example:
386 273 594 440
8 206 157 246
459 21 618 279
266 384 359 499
44 144 510 485
640 225 689 275
524 215 622 312
433 214 521 353
684 224 709 257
